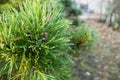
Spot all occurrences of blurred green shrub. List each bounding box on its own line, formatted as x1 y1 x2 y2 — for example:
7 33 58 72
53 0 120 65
60 0 81 16
68 5 82 16
0 0 73 80
60 0 81 26
113 14 120 30
0 0 21 13
60 0 98 51
69 24 99 51
0 3 13 13
0 0 9 4
71 18 82 26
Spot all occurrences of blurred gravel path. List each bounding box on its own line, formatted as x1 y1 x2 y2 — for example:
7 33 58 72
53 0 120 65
87 20 120 48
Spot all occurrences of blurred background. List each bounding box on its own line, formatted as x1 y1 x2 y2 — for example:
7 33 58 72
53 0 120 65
63 0 120 80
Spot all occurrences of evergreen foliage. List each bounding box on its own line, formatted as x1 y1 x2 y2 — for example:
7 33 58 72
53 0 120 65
0 0 73 80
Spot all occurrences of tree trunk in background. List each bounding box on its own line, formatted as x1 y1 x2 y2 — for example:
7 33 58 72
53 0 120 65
108 8 116 27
